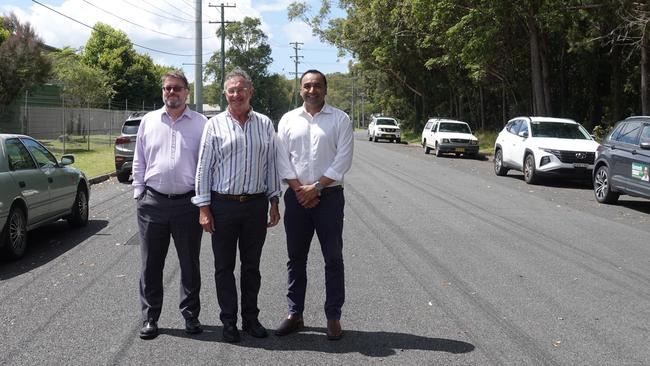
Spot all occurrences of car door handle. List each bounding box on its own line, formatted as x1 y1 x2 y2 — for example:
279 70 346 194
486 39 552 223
19 181 26 188
48 177 53 183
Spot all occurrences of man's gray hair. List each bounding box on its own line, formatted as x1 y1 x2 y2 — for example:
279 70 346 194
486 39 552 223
161 69 189 89
223 67 253 90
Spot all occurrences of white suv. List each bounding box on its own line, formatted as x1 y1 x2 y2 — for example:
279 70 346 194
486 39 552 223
494 116 599 184
367 116 401 143
421 118 479 157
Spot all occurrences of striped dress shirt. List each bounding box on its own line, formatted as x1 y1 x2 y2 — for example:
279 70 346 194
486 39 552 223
192 109 281 207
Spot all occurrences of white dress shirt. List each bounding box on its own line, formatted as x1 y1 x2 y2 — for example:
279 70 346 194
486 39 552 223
192 109 281 207
276 103 354 186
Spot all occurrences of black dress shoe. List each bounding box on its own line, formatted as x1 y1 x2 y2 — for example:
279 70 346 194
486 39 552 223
326 319 343 341
185 318 203 334
243 319 268 338
274 315 304 336
139 319 158 340
222 324 241 343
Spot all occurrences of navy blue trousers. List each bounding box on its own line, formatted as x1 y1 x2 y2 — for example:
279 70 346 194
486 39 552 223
209 195 268 326
283 187 345 320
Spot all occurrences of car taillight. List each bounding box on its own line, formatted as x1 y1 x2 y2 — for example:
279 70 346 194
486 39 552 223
115 136 131 145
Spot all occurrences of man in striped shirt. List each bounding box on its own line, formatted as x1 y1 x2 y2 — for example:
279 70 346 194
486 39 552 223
192 68 281 343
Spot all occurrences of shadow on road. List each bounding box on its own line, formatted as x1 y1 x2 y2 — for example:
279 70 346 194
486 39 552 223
162 325 475 357
0 219 109 279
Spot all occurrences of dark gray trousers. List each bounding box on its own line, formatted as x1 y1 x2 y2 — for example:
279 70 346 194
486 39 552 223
137 190 202 322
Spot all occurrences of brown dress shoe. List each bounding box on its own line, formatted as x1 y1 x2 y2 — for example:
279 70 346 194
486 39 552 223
274 315 304 336
326 319 342 340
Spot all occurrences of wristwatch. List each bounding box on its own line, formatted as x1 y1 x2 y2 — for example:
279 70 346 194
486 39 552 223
269 196 280 204
314 181 324 196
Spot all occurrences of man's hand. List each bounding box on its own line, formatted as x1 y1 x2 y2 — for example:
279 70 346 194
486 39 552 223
199 206 215 233
294 184 320 207
268 202 280 227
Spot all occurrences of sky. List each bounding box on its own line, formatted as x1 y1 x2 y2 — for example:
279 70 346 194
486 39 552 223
1 0 352 83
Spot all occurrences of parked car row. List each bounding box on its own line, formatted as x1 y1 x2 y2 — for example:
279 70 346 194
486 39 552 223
367 116 401 143
0 134 89 260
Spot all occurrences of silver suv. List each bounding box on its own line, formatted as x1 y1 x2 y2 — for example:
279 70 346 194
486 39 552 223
114 111 146 182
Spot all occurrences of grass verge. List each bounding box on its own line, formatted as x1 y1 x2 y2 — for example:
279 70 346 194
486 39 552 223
41 139 115 178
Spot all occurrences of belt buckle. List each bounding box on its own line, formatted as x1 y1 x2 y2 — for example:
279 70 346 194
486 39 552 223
239 195 247 202
167 193 174 199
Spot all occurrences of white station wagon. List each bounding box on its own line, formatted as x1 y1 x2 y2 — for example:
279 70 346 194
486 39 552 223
421 118 479 157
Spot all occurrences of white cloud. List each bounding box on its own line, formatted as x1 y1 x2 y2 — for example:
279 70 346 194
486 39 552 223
281 21 317 44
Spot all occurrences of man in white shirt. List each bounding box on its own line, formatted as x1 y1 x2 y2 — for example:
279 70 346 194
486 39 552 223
275 69 354 340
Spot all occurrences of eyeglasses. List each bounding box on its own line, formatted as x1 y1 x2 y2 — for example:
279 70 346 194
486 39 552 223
163 86 186 93
225 87 249 96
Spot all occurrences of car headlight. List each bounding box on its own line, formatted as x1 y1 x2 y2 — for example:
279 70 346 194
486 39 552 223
442 138 450 143
470 140 478 145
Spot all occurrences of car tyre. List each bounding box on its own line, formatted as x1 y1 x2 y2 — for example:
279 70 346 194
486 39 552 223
494 149 508 176
523 154 538 184
435 142 442 157
368 133 372 141
117 170 130 183
593 165 620 204
2 206 27 260
396 138 401 143
424 142 431 154
373 135 378 142
67 187 89 228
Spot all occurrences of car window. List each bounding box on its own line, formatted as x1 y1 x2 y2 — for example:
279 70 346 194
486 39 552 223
375 118 397 126
519 121 529 136
506 120 522 134
439 122 470 133
530 122 590 139
5 138 37 171
639 125 650 145
613 122 641 144
21 138 58 168
424 121 432 130
122 120 141 135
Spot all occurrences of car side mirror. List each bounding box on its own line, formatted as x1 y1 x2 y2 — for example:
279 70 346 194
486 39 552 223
518 131 529 138
640 142 650 150
60 154 75 166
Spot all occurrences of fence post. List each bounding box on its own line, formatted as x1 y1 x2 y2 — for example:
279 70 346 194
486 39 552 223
108 99 112 147
62 95 66 154
87 102 90 151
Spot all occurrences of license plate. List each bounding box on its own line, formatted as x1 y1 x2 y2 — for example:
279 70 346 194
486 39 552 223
454 147 465 152
574 163 588 168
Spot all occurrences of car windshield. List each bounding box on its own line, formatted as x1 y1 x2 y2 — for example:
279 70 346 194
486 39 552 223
122 120 141 135
531 122 591 139
376 119 397 126
439 123 470 133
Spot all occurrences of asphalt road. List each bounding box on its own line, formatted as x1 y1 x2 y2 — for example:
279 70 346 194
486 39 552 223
1 131 650 365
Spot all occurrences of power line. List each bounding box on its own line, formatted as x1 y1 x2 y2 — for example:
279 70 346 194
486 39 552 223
82 0 215 40
161 0 197 19
31 0 203 57
119 0 196 23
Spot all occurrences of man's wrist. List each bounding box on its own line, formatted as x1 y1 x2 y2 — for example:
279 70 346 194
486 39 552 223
269 196 279 204
314 181 324 196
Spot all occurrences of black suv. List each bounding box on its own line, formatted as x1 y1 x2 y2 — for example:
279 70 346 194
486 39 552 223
593 116 650 204
114 111 146 182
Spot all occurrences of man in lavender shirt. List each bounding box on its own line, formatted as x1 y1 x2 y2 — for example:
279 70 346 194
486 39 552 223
132 70 207 340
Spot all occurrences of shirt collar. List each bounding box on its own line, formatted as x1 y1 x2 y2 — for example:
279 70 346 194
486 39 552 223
300 102 332 117
163 105 190 122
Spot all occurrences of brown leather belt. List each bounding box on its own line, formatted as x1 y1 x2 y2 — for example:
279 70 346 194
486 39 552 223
211 192 265 202
146 186 194 200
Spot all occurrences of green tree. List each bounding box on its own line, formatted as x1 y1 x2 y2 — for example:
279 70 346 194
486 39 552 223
205 17 291 120
50 47 115 107
81 23 166 109
0 13 51 105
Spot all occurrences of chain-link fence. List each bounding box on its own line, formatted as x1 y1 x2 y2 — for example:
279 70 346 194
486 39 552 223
1 99 146 154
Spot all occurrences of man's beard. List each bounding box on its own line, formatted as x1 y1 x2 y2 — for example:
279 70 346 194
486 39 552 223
164 96 184 109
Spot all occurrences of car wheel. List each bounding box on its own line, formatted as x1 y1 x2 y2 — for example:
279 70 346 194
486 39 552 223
593 165 620 204
2 206 27 260
117 170 130 183
373 135 378 142
67 187 89 228
494 149 508 176
368 133 372 141
424 143 431 154
396 138 401 143
435 142 442 157
523 154 538 184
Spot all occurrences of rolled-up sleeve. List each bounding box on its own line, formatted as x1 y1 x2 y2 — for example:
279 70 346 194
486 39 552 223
192 121 215 206
265 125 282 199
131 121 146 199
324 113 354 181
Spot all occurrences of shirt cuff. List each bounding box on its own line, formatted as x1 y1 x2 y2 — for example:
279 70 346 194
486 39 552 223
133 186 144 199
191 194 211 207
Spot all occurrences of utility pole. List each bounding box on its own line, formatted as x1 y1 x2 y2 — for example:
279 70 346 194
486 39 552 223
289 42 303 108
359 92 366 128
349 75 357 128
194 0 203 113
209 3 236 109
